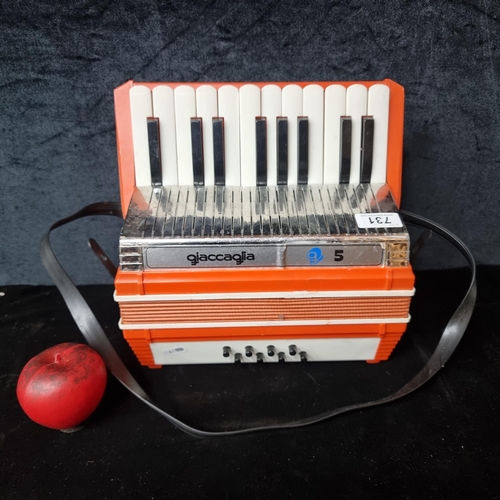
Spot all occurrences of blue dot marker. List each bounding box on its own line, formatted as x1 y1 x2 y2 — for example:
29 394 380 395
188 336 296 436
307 247 324 265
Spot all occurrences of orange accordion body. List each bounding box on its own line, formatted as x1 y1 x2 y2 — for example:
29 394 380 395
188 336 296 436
113 79 415 367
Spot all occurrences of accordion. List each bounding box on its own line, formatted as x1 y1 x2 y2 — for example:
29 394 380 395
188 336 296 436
113 80 415 367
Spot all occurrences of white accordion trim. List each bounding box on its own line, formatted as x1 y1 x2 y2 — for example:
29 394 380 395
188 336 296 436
118 316 411 330
114 288 415 302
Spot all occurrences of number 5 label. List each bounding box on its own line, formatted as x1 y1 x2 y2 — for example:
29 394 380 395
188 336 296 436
354 213 403 229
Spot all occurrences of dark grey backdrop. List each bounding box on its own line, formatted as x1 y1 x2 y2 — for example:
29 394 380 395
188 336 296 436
1 0 499 285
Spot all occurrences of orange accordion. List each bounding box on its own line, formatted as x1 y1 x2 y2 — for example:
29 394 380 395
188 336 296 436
113 80 415 367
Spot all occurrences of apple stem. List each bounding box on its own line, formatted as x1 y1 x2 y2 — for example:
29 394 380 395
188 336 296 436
55 353 62 363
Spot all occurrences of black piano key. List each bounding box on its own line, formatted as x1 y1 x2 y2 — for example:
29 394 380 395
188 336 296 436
256 117 267 186
212 118 225 186
360 116 374 184
277 118 288 185
297 117 308 185
147 118 162 186
339 117 352 184
190 118 204 186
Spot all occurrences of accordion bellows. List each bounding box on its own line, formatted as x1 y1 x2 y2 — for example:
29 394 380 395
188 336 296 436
113 80 415 367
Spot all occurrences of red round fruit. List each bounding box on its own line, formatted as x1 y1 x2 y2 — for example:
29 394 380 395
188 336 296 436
17 342 107 430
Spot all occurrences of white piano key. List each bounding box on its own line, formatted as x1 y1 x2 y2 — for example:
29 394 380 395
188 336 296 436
323 85 346 184
152 86 177 186
282 85 302 185
174 85 196 186
368 84 390 184
261 84 281 186
303 84 324 184
129 86 153 187
239 84 261 187
218 85 240 186
346 84 368 185
196 85 217 186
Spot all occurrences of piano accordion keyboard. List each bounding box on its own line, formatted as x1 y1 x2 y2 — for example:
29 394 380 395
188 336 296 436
128 83 390 190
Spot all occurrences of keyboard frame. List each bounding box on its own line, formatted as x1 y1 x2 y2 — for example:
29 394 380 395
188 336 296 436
114 80 405 217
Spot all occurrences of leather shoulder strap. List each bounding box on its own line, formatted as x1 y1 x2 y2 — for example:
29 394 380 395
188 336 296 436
40 203 477 437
